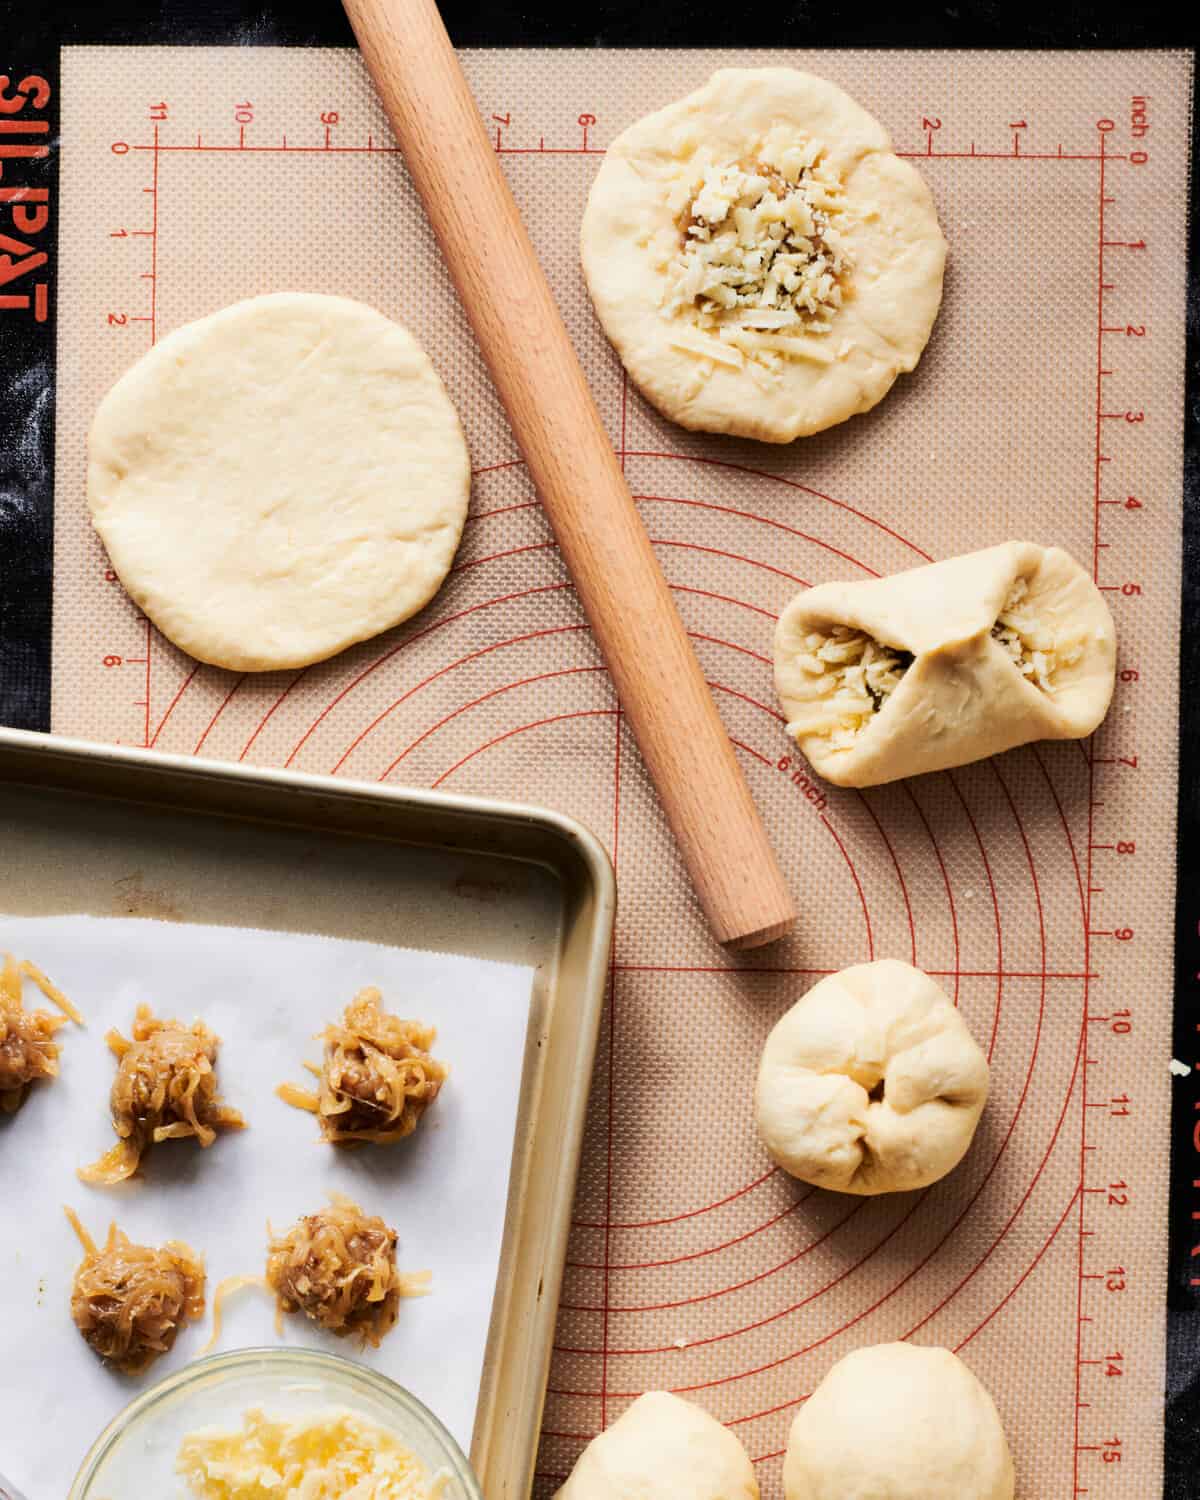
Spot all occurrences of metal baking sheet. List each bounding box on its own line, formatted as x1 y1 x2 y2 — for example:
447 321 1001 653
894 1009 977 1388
0 726 615 1500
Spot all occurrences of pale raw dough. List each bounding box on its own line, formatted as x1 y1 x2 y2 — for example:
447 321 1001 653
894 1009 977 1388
774 541 1116 788
755 960 988 1195
87 293 470 672
555 1391 758 1500
580 68 946 443
784 1343 1014 1500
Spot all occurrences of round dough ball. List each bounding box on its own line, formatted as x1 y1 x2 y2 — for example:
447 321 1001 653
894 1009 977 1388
555 1391 758 1500
581 69 946 443
754 960 988 1194
784 1343 1014 1500
87 293 470 672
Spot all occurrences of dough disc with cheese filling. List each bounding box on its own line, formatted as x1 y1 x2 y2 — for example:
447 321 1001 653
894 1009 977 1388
87 293 470 672
581 68 946 443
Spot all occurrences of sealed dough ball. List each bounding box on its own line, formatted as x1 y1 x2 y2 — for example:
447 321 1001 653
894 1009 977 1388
581 68 945 443
774 541 1116 788
87 293 470 672
555 1391 758 1500
784 1343 1014 1500
755 960 988 1194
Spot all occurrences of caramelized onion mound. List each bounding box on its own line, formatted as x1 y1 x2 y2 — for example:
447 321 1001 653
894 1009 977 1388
79 1002 245 1185
277 987 448 1146
266 1193 428 1348
0 953 83 1114
66 1206 205 1375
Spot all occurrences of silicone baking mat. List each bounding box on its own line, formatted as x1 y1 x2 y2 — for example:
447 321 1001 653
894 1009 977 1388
49 46 1191 1499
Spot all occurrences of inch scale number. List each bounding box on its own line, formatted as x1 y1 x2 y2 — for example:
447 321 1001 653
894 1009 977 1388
1074 103 1152 1500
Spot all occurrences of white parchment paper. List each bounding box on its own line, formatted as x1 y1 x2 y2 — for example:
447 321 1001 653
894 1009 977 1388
1 915 533 1494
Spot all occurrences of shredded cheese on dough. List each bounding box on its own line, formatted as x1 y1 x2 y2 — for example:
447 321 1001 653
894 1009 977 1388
176 1407 446 1500
784 625 913 752
664 144 850 367
991 577 1085 693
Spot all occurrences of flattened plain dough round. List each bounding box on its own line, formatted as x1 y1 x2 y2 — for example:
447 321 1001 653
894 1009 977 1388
87 293 470 672
581 69 947 443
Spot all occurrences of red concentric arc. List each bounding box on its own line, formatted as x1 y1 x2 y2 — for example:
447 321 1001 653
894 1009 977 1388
565 1190 820 1276
572 1165 780 1232
899 779 962 1004
945 768 1005 1060
562 1196 864 1312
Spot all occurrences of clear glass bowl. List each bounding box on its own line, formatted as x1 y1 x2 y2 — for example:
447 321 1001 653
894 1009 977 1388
69 1347 483 1499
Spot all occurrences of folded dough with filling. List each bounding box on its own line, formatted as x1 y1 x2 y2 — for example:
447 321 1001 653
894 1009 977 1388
774 541 1116 788
754 960 989 1195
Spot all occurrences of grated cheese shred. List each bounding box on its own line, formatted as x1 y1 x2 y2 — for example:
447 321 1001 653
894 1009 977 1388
784 625 913 753
991 577 1085 693
176 1407 447 1500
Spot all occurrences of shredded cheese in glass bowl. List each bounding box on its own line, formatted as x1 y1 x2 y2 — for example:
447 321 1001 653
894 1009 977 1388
177 1407 444 1500
69 1348 481 1500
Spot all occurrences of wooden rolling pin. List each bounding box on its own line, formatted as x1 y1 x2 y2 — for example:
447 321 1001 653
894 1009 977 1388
342 0 797 949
